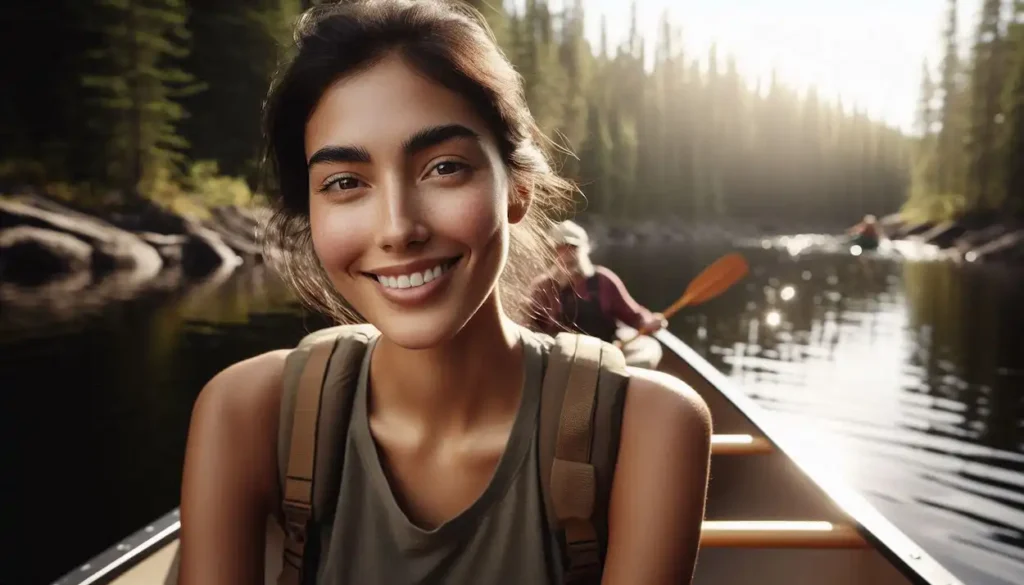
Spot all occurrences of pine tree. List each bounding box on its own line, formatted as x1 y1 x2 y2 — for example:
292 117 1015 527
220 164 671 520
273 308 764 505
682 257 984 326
916 60 938 137
82 0 203 199
965 0 1006 209
606 104 637 217
910 60 940 205
936 0 964 199
1001 0 1024 215
182 0 305 182
578 101 612 214
555 0 588 178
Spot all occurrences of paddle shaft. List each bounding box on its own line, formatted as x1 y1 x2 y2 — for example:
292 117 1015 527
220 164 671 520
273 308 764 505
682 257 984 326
617 253 749 348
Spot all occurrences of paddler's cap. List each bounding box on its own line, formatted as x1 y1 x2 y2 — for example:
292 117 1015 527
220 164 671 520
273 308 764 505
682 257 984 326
550 220 589 248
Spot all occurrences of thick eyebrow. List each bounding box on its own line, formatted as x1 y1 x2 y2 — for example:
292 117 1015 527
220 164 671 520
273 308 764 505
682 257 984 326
307 145 372 168
306 124 480 170
402 124 481 155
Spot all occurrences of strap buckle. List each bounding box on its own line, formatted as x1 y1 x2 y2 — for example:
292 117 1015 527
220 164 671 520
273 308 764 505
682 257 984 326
566 538 601 571
281 499 312 545
565 539 601 584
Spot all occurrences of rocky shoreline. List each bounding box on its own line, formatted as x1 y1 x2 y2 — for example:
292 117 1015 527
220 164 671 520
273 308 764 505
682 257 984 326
877 212 1024 264
0 193 268 320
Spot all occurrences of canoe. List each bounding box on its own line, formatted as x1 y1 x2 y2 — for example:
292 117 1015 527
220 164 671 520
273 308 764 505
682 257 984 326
53 329 966 585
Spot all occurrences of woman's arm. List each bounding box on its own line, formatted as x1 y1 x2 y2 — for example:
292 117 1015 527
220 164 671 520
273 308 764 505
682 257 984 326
178 350 290 585
601 368 712 585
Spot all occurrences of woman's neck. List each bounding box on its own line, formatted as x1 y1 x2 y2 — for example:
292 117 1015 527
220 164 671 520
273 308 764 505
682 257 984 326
368 295 525 434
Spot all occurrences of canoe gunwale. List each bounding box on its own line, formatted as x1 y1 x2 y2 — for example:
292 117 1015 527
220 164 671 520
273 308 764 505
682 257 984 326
653 330 965 585
51 508 180 585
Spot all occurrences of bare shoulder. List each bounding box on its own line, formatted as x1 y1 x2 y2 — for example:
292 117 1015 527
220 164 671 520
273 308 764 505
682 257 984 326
179 350 290 583
191 349 291 426
623 366 713 440
184 349 292 508
601 368 711 584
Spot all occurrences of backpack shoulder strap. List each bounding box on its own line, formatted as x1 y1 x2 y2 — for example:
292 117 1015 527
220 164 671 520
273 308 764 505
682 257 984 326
277 323 379 585
539 332 630 584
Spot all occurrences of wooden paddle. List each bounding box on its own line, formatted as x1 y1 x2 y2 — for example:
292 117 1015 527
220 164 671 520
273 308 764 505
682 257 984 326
617 252 750 348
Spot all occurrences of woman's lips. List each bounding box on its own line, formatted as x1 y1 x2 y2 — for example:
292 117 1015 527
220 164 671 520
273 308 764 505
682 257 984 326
364 256 462 306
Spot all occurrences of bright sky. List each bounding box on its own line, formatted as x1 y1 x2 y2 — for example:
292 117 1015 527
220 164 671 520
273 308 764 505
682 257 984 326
577 0 979 133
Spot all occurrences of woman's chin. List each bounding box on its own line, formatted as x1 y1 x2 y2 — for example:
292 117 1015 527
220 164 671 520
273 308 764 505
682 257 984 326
373 316 463 350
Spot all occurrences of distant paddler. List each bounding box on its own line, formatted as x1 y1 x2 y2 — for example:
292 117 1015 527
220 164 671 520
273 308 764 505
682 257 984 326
529 220 666 369
847 214 882 251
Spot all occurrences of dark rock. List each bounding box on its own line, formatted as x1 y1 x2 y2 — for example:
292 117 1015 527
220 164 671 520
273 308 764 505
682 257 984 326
895 221 934 238
138 232 188 264
211 205 263 240
0 226 93 286
952 224 1009 256
202 216 263 258
0 197 162 279
967 231 1024 262
915 221 966 248
181 221 242 278
103 198 190 235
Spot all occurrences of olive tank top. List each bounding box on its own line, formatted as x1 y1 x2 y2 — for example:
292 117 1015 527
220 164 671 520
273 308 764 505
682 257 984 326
312 328 560 584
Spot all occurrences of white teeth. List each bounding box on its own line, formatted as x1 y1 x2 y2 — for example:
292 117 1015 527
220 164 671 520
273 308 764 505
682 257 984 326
375 260 453 290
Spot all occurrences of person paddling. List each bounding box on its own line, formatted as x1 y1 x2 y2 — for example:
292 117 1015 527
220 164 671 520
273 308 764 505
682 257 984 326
847 214 882 250
530 220 667 368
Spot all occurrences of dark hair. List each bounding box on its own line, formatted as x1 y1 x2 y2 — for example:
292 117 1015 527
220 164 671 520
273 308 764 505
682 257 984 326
260 0 573 324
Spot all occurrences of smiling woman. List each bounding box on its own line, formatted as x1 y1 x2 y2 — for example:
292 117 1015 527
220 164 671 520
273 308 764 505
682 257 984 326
177 1 712 584
301 59 517 348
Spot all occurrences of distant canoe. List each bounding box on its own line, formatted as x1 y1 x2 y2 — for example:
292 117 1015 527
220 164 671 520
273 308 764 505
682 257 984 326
54 329 966 585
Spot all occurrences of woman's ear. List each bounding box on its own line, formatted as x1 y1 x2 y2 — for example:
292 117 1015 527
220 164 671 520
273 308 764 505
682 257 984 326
508 179 533 225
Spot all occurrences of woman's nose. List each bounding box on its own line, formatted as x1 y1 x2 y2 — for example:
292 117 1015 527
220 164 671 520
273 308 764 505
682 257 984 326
375 182 430 253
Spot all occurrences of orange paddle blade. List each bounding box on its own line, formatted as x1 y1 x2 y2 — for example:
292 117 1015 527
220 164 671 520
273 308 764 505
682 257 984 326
664 253 749 318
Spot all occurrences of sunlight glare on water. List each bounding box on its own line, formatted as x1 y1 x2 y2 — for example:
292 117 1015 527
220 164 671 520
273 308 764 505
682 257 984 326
598 241 1024 585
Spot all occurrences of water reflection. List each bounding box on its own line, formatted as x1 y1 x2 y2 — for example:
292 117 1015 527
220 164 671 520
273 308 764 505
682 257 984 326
597 243 1024 585
1 244 1022 585
0 265 330 585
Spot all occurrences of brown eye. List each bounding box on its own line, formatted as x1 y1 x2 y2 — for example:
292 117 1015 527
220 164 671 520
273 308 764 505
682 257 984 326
335 177 361 189
430 161 468 177
321 175 363 192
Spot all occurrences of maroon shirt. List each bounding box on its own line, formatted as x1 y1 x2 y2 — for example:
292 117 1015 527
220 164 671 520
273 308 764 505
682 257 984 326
529 266 654 335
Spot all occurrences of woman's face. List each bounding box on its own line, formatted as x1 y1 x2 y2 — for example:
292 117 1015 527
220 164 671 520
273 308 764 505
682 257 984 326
304 54 524 348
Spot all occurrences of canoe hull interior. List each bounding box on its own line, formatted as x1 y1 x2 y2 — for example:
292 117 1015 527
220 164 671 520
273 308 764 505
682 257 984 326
59 331 962 585
656 336 920 585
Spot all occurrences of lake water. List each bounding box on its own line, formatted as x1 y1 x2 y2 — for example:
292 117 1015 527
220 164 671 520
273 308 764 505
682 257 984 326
1 240 1022 585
